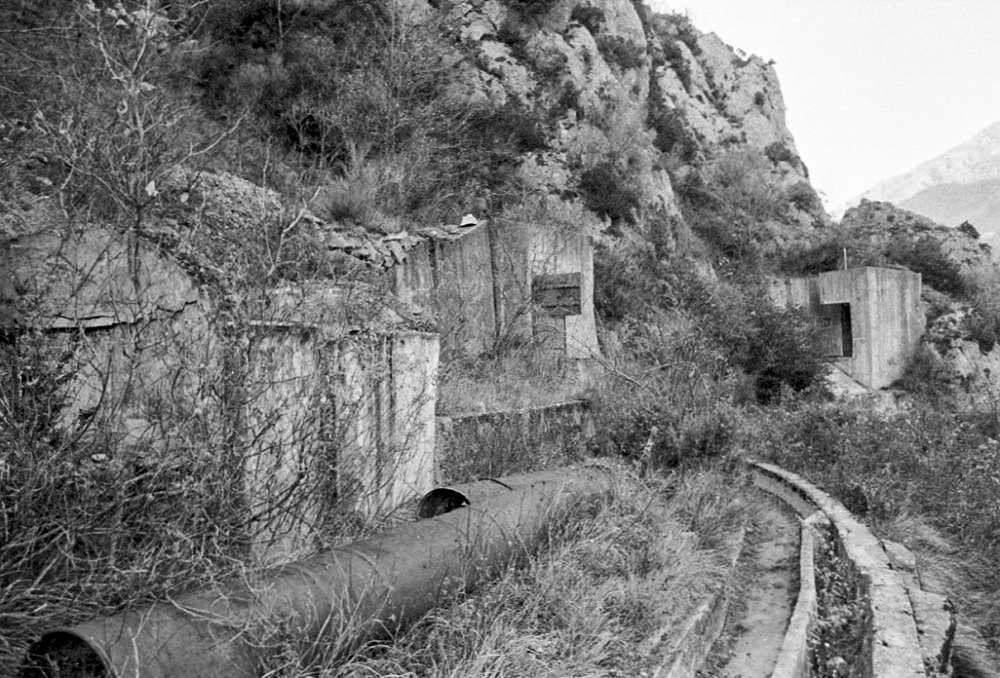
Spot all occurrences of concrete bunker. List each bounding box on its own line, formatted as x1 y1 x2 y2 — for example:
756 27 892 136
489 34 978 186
768 266 924 390
324 217 600 360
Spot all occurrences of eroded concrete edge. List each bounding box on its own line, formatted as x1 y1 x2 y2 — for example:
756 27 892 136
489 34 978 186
769 513 823 678
750 461 928 678
882 539 956 675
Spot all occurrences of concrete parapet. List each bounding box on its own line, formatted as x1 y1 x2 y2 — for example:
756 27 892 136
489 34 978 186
749 461 931 678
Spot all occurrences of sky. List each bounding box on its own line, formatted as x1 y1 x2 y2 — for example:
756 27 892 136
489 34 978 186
649 0 1000 207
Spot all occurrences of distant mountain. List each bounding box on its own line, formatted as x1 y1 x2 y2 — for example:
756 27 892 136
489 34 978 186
837 121 1000 246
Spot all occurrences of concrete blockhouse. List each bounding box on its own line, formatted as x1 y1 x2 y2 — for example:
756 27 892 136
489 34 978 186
768 266 924 389
326 218 600 361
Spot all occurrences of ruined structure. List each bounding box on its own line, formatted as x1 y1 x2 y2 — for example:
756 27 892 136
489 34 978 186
327 218 601 361
0 229 439 561
238 284 438 558
768 267 924 389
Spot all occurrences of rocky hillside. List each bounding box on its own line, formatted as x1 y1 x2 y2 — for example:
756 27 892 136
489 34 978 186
839 120 1000 248
0 0 826 270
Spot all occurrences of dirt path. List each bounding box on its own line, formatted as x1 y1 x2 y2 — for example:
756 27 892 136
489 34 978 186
700 501 799 677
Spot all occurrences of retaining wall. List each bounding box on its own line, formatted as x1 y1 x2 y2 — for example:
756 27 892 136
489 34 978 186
750 461 954 677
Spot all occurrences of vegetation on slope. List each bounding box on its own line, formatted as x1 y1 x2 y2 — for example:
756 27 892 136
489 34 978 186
3 0 1000 673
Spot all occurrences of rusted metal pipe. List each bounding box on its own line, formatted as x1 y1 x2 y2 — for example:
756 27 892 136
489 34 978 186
19 465 614 678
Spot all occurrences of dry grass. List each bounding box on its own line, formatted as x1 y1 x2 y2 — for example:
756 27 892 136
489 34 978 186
880 514 1000 677
436 346 589 416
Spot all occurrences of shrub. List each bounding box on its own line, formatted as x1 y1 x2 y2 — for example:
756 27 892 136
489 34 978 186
764 141 794 163
648 106 697 159
596 35 646 71
707 285 829 403
891 236 969 297
785 181 821 212
893 344 955 403
664 11 701 55
570 6 605 33
578 161 643 224
660 38 693 91
198 0 481 220
502 0 560 19
680 150 789 264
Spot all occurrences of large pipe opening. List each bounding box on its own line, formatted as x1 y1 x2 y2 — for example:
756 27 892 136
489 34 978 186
417 487 471 518
20 631 110 678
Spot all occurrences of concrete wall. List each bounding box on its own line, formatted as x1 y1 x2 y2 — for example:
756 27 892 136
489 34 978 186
240 326 439 560
768 267 924 390
2 228 442 563
817 267 924 389
390 220 599 360
528 227 600 359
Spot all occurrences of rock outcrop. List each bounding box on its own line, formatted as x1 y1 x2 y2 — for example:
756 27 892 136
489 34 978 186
840 200 992 274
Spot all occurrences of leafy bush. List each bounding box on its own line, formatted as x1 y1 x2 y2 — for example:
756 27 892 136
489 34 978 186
680 150 789 264
764 141 794 163
198 0 490 219
664 11 701 55
785 181 821 212
578 161 643 224
570 5 605 33
648 105 697 159
502 0 561 19
596 35 646 71
892 236 969 297
892 344 955 404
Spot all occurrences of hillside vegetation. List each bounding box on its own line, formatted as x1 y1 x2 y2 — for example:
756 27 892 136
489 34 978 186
2 0 1000 674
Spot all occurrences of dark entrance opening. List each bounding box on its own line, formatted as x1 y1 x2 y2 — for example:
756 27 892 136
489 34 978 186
840 303 853 358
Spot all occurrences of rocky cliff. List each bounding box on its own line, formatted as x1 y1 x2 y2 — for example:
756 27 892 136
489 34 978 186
0 0 824 266
433 0 818 242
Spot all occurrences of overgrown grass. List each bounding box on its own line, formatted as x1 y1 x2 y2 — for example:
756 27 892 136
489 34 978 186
738 398 1000 656
323 467 750 678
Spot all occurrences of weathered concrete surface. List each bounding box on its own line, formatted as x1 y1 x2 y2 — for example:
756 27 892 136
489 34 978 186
770 514 824 678
528 226 600 359
1 226 443 564
883 539 956 676
750 461 928 678
655 527 745 678
818 267 924 389
238 285 439 560
391 221 497 358
0 228 198 328
0 228 220 445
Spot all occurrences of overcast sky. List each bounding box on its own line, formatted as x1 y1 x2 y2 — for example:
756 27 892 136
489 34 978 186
649 0 1000 207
